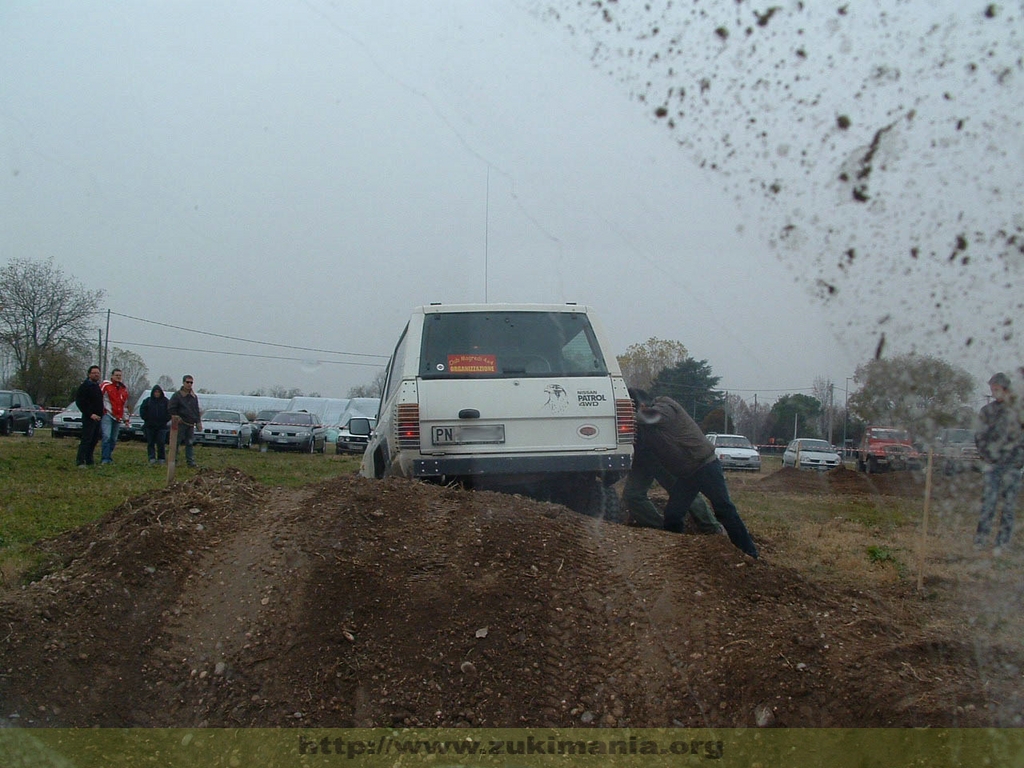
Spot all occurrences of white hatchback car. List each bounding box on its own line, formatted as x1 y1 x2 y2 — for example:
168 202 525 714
782 438 841 470
708 433 762 471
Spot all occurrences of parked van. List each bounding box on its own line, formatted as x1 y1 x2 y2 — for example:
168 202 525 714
356 303 635 518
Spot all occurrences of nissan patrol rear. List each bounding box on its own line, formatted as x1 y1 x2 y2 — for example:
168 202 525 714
358 303 634 519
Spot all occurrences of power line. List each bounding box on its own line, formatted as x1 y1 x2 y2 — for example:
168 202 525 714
109 340 386 368
108 311 390 361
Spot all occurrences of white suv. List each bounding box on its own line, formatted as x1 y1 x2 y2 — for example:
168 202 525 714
357 303 635 518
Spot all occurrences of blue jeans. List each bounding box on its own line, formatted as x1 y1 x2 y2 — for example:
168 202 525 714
663 458 759 557
624 453 721 532
976 464 1023 549
100 414 121 463
175 424 197 466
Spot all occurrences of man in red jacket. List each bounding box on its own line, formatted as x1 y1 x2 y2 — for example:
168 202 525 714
100 368 130 465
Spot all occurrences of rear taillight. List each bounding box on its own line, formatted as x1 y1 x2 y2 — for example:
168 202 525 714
396 403 421 449
616 399 635 444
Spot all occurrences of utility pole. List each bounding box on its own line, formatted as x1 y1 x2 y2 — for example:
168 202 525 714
828 383 835 445
843 377 852 460
102 309 111 377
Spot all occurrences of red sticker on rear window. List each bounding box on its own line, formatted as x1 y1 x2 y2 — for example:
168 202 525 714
448 354 497 373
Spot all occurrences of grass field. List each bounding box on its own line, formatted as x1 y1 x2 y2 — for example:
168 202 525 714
0 430 361 581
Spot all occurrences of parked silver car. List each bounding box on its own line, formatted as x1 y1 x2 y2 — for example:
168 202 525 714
782 438 841 470
51 402 84 438
934 427 981 475
195 409 253 449
258 410 327 453
250 409 282 444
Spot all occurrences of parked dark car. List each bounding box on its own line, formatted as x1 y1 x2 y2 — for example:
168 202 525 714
258 410 326 453
0 389 38 436
251 409 282 444
29 403 55 428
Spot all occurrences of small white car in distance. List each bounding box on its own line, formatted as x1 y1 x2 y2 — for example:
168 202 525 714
708 433 761 471
782 438 841 470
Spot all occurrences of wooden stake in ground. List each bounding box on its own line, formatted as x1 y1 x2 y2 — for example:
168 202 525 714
917 448 934 592
167 418 179 485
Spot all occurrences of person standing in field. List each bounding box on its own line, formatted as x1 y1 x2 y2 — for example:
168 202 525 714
974 372 1024 555
168 374 202 469
75 365 103 468
99 368 130 465
139 384 170 465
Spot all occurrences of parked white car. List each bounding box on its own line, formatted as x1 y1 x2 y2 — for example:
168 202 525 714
782 438 841 470
195 409 253 449
708 433 761 471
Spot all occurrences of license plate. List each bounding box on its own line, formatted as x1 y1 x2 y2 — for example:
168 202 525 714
431 424 505 445
277 438 289 443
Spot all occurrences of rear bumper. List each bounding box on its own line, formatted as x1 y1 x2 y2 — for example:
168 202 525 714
411 451 631 478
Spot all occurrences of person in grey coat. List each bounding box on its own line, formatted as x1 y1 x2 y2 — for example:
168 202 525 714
974 372 1024 554
630 388 758 558
167 374 202 469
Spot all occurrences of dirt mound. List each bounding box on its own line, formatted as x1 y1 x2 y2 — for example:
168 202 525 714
0 470 1018 728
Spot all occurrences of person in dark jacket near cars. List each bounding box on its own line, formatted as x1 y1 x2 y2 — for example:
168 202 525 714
139 384 170 465
974 372 1024 554
630 388 758 558
168 374 202 469
75 365 103 468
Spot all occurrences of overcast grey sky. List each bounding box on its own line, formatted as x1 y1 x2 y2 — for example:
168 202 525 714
2 1 1020 404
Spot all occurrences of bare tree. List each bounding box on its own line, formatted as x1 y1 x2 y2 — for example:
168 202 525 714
348 368 387 398
109 347 150 409
0 258 104 403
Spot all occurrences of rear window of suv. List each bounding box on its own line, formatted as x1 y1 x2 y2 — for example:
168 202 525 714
419 310 607 379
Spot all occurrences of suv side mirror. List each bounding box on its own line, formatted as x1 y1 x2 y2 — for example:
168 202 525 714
349 417 371 436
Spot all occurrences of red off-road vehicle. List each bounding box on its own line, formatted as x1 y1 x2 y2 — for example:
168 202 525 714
856 426 923 473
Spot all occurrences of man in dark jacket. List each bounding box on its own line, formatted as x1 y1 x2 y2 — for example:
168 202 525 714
168 374 202 469
974 372 1024 554
631 388 758 558
139 384 170 465
74 365 103 468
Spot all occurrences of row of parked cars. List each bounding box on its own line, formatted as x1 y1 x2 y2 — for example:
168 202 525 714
49 401 377 454
704 433 843 472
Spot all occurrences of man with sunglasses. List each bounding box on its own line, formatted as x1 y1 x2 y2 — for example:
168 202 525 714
168 374 203 469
